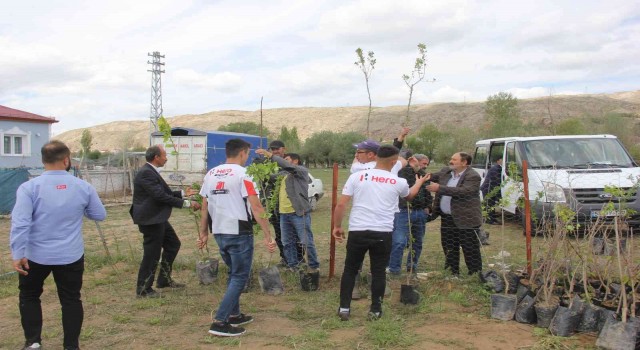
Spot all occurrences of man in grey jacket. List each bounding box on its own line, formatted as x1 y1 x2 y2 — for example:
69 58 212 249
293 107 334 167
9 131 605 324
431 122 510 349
256 149 319 271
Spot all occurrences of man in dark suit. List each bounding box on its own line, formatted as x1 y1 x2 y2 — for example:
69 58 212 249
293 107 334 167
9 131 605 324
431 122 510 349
130 145 200 297
426 152 483 275
480 156 503 224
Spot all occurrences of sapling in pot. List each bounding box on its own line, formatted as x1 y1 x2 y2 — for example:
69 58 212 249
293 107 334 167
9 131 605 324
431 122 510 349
246 161 286 294
400 204 420 305
596 213 639 349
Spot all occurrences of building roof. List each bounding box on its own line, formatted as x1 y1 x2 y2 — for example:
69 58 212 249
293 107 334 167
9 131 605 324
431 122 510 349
0 105 58 124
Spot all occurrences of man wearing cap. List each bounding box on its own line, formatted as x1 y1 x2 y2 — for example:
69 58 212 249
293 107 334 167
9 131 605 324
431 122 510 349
258 140 304 266
351 128 410 175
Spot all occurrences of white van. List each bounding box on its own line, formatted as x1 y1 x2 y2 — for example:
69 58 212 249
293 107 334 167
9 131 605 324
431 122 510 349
472 135 640 230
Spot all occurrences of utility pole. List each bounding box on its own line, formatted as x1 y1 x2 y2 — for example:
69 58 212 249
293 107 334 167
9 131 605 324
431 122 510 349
147 51 165 146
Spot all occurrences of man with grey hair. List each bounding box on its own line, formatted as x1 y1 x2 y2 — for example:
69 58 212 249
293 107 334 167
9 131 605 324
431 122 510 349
387 153 433 276
130 145 200 298
413 154 430 171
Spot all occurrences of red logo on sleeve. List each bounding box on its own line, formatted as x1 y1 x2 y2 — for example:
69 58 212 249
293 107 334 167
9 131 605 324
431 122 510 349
244 180 257 196
56 185 67 190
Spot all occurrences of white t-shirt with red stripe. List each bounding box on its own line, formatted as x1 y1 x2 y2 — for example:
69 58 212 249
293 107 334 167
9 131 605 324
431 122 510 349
200 164 259 235
342 168 409 232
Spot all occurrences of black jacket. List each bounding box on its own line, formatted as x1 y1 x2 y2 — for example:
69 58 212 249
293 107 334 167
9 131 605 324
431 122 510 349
129 164 184 225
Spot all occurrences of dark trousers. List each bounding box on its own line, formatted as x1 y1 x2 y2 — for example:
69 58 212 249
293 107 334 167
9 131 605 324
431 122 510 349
440 214 483 275
136 221 181 293
270 209 303 263
19 256 84 348
339 231 391 313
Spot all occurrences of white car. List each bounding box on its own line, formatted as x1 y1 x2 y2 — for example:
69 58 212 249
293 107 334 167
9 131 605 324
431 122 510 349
308 174 324 210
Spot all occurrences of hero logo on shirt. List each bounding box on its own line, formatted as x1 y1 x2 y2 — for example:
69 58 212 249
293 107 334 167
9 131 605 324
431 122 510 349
359 173 396 184
213 168 232 178
56 185 67 190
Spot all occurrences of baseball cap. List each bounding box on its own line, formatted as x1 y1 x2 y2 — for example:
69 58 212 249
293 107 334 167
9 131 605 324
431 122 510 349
269 140 285 149
353 139 380 153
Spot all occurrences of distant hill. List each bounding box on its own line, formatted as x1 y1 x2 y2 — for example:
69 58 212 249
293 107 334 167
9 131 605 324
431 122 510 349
56 91 640 152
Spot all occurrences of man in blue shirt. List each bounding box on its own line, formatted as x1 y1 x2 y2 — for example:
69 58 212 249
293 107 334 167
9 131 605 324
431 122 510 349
10 140 107 350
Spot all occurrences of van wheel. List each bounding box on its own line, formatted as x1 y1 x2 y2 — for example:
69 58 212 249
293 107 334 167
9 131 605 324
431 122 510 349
309 196 318 211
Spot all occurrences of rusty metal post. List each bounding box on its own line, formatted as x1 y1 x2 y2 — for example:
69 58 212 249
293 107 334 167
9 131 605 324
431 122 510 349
522 160 532 277
329 162 339 279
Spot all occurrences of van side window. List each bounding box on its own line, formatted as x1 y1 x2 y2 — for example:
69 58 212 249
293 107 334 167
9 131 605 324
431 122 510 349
505 142 522 177
473 146 488 169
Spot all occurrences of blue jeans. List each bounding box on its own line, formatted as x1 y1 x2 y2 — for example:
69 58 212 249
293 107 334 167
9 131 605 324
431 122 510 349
388 208 426 273
213 234 254 322
280 213 320 269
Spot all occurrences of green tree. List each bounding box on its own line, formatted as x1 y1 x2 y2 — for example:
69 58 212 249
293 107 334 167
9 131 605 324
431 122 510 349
484 92 523 137
402 43 435 124
434 126 477 164
218 122 271 137
555 118 586 135
301 131 337 167
405 123 445 159
80 129 92 160
355 48 376 138
88 149 102 160
328 131 366 167
277 126 302 152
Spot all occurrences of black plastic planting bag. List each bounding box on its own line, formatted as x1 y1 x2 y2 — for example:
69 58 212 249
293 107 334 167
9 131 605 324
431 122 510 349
258 266 284 295
515 295 537 324
535 302 559 328
595 315 639 350
491 294 517 321
516 282 533 304
577 303 602 333
299 270 320 291
196 258 219 285
549 305 582 337
400 284 420 305
481 270 504 293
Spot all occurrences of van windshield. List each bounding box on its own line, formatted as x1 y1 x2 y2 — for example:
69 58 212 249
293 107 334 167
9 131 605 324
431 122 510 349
522 138 635 169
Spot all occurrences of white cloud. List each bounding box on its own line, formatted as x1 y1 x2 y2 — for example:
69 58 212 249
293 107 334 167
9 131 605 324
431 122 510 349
172 69 243 91
0 0 638 134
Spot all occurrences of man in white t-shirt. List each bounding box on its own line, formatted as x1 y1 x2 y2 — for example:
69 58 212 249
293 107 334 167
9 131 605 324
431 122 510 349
333 145 429 321
350 139 404 175
197 139 276 337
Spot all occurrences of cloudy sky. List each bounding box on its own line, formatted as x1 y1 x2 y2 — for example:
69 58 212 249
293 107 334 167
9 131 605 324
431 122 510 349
2 0 639 135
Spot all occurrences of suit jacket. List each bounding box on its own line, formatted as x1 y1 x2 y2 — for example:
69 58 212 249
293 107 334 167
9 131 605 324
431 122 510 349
431 166 483 228
129 163 184 225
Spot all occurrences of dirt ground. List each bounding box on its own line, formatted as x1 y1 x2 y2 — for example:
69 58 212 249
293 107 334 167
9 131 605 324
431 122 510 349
0 203 597 350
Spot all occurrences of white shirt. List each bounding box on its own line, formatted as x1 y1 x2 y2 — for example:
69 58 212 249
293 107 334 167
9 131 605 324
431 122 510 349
350 160 403 175
342 169 409 232
200 164 259 235
441 168 466 215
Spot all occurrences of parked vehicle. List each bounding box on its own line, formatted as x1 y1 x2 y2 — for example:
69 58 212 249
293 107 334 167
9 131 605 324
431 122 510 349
472 135 640 231
308 174 324 211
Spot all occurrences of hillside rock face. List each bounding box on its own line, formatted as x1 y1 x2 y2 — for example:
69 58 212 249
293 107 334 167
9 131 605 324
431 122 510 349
56 91 640 152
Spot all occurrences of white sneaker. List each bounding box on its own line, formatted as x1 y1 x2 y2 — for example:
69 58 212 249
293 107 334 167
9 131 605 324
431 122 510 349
23 343 41 349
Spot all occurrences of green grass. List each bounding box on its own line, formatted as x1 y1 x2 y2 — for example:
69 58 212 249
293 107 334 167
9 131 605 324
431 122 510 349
0 171 620 349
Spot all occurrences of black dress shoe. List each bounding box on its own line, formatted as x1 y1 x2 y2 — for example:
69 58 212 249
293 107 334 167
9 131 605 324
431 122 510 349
156 281 186 289
137 289 162 298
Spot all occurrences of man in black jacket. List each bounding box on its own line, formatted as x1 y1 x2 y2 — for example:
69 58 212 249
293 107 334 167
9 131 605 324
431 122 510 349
480 156 503 224
387 154 432 275
130 145 200 297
